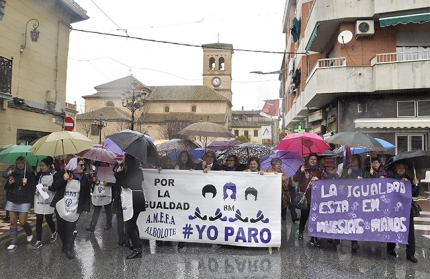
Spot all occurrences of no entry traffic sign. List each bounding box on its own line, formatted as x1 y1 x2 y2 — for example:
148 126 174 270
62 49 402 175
64 116 75 131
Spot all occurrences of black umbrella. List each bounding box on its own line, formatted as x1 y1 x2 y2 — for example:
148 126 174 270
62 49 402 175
107 130 159 166
385 150 430 173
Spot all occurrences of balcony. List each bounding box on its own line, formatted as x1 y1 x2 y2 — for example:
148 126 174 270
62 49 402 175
302 0 430 53
0 56 13 102
284 53 430 127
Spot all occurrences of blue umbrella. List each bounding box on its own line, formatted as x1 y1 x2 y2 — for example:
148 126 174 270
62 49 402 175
351 138 395 154
260 150 302 178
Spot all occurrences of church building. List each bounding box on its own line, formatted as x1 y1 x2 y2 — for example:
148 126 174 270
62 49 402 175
76 43 234 143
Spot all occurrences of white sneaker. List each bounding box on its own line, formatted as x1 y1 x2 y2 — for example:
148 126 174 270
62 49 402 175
50 232 58 242
7 244 17 250
33 241 43 250
27 234 33 242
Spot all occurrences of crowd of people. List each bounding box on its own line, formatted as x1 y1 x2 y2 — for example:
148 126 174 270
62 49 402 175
1 148 421 263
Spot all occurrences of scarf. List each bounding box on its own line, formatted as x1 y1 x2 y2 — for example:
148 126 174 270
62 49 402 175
350 167 363 178
227 166 237 171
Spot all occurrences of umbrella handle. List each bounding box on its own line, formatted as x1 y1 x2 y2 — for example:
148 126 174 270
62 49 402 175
62 139 67 175
23 154 27 186
369 155 373 176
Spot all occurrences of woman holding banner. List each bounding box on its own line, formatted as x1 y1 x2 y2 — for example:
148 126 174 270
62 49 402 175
387 162 419 263
341 154 370 251
293 153 324 247
114 153 145 259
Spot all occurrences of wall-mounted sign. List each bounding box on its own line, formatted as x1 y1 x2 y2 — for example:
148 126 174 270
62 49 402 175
309 125 322 134
261 126 272 139
308 110 323 122
327 114 336 124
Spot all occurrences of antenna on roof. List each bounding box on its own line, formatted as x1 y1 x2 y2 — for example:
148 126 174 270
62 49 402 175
128 68 133 76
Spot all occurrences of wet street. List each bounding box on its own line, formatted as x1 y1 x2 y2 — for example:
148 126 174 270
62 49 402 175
0 210 429 279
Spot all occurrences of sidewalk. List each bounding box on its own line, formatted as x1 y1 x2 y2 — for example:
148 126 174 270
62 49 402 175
0 209 37 244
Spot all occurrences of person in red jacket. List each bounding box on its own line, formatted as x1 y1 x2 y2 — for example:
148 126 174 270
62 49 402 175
293 153 324 247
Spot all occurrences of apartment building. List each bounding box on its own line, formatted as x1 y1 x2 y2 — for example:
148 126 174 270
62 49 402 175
282 0 430 153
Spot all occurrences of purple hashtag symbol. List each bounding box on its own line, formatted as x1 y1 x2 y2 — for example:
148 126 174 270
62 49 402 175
182 224 193 239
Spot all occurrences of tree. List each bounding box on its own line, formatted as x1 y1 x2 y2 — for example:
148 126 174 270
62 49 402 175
78 121 92 137
159 118 192 139
236 135 249 143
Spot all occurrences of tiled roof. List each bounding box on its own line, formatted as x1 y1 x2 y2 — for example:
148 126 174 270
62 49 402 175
93 75 150 91
230 119 262 128
140 113 226 124
83 84 232 107
77 106 130 121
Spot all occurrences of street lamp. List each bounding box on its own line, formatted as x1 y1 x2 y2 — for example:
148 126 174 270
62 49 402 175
121 80 147 130
20 18 40 53
94 113 107 144
250 69 286 132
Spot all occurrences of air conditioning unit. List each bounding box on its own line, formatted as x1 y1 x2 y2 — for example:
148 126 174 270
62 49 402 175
355 20 374 37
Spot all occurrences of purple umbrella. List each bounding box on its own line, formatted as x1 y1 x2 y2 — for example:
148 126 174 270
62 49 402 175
104 138 124 155
207 140 241 151
260 150 303 178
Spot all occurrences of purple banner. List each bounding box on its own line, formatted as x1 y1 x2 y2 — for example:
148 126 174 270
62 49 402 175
308 178 411 244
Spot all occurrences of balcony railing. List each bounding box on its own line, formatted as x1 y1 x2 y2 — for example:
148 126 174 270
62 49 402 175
0 56 13 94
371 50 430 66
306 57 346 84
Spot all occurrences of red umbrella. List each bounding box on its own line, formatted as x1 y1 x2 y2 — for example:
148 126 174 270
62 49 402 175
275 132 330 157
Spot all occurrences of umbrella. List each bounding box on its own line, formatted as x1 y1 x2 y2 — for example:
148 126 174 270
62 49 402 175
178 121 235 138
260 150 303 178
385 150 430 172
223 143 274 164
275 132 330 157
351 138 395 154
168 148 205 163
0 144 17 152
77 147 117 163
0 145 46 167
144 134 154 143
104 138 125 155
107 129 159 166
30 131 93 157
207 140 241 151
156 139 201 153
325 132 386 151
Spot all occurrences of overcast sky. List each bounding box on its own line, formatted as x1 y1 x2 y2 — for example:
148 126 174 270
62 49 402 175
67 0 286 113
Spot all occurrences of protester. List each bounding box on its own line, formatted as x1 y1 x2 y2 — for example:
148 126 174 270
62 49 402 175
243 156 264 174
293 153 324 247
114 153 145 259
322 159 339 179
160 156 174 169
4 156 37 250
33 157 58 249
369 157 387 178
221 155 245 171
387 161 419 263
85 181 113 233
50 157 91 259
1 164 14 221
195 150 222 172
175 151 195 170
341 154 370 251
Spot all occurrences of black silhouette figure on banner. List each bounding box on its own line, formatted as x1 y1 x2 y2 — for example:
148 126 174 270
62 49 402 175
202 184 217 198
245 187 258 201
223 182 237 201
228 209 249 223
250 210 269 223
188 207 207 220
209 208 224 221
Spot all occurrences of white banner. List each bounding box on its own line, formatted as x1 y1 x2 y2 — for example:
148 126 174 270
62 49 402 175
137 169 282 247
261 126 272 139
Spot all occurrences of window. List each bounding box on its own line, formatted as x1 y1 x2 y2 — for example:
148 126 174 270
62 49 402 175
209 57 215 70
234 130 239 136
106 101 114 106
396 134 425 153
16 129 49 145
0 56 12 94
91 124 100 136
191 105 196 112
164 106 170 113
244 130 249 138
418 100 430 116
253 130 258 137
219 57 225 70
397 101 415 117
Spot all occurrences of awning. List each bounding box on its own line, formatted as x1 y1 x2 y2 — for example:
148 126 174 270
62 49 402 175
306 25 319 54
380 10 430 27
354 118 430 129
290 17 301 43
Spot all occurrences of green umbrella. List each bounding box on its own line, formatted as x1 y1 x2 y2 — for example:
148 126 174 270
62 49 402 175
0 145 46 167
